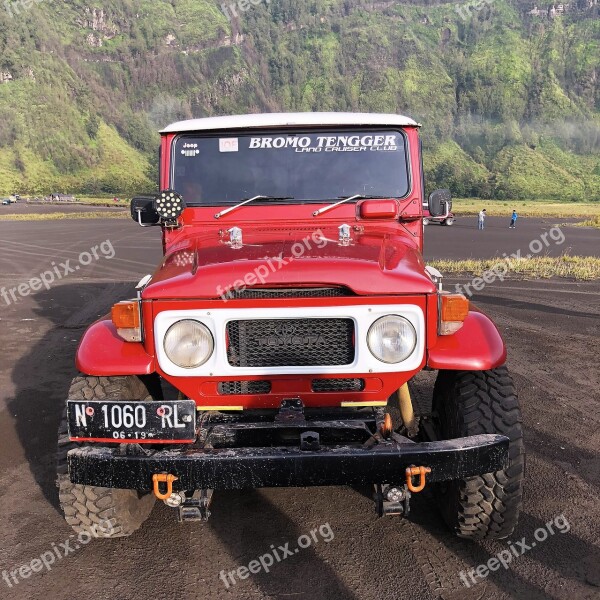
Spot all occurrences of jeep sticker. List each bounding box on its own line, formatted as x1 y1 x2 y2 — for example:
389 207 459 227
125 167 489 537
181 142 199 157
219 138 239 152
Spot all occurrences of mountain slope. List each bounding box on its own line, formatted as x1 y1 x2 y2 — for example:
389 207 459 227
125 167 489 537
0 0 598 199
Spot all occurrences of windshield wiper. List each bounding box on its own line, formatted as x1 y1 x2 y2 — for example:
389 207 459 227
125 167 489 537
312 194 396 217
214 195 294 219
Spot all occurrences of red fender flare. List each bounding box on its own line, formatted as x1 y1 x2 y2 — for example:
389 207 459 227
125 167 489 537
75 318 155 376
427 308 507 371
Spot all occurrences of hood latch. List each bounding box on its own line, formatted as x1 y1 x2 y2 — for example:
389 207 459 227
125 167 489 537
228 227 243 248
338 224 352 246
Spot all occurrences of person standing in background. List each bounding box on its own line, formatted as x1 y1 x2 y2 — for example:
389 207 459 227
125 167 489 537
510 210 518 229
478 209 486 230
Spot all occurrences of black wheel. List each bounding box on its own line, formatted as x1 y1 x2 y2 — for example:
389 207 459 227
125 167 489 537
442 218 454 226
56 375 157 538
432 367 524 539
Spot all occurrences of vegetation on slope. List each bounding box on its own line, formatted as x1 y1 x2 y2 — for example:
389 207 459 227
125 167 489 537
0 0 598 199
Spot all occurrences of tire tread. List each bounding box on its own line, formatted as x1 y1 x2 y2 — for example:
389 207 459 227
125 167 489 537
433 366 524 539
56 375 156 538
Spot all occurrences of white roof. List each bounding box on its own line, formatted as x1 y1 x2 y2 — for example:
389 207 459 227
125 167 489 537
161 112 419 133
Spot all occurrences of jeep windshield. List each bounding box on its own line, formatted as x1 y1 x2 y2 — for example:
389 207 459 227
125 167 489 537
171 129 409 205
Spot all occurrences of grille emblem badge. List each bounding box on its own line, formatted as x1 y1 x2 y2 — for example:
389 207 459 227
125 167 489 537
274 322 297 336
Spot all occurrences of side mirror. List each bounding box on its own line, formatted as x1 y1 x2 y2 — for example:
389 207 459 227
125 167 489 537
131 197 160 227
428 189 452 217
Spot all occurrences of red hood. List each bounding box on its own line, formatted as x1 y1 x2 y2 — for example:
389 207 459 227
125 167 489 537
142 226 435 299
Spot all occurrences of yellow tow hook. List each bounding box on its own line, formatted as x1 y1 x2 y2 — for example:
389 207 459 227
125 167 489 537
406 466 431 493
152 473 179 501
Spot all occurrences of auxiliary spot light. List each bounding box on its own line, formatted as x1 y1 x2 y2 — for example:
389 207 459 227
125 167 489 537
154 190 186 221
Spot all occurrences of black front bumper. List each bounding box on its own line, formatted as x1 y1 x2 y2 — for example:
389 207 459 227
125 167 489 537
68 418 509 491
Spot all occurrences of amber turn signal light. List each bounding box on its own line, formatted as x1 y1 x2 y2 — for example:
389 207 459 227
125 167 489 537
440 294 469 322
111 301 140 328
439 293 469 335
112 301 142 342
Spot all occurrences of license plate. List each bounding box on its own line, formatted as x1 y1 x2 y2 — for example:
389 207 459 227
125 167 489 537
67 400 197 443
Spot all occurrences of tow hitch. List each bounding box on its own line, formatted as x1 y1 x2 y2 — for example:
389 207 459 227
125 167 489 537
154 474 214 522
177 489 214 522
374 465 430 517
374 483 412 517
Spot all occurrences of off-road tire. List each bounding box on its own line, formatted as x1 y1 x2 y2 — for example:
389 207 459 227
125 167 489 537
57 375 157 538
433 367 524 539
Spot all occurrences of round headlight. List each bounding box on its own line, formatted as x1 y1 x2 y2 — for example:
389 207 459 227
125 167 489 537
367 315 417 364
164 320 214 368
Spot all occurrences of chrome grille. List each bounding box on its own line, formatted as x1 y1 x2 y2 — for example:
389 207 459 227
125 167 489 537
226 318 355 367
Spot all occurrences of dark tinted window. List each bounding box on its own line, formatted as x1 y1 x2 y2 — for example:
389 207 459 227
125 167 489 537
172 130 409 205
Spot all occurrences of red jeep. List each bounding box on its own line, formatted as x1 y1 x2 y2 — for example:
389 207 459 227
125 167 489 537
58 113 523 539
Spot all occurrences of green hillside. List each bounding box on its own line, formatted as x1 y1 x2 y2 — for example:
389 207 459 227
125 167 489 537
0 0 598 199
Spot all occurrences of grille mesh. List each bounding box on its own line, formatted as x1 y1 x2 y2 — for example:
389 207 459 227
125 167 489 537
227 318 355 367
228 287 353 300
218 381 272 395
312 378 365 392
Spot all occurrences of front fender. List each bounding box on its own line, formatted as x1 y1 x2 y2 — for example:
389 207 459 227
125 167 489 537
427 308 507 371
75 318 155 376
